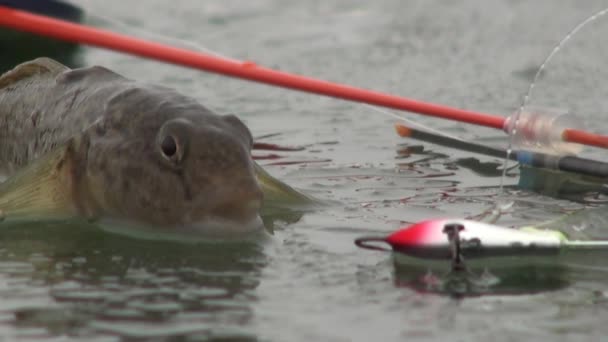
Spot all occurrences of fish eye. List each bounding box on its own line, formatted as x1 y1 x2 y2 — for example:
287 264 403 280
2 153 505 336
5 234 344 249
161 135 178 158
157 118 191 166
159 134 182 164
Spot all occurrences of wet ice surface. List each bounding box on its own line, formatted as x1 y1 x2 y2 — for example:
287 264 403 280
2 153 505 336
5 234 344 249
3 0 608 340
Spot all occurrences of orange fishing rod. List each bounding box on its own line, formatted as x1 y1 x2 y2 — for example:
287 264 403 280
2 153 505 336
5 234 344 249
0 5 606 150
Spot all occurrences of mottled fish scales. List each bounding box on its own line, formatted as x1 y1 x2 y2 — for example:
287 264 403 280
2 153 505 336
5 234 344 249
0 57 315 234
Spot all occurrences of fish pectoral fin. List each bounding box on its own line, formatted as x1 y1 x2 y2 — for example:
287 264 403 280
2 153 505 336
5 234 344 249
254 162 318 208
0 145 79 222
0 57 68 89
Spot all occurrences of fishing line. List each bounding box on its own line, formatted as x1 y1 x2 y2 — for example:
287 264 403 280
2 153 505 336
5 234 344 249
7 5 608 151
78 4 514 221
500 7 608 192
75 3 240 62
77 7 256 117
362 105 462 140
79 4 460 148
65 4 608 219
487 7 608 223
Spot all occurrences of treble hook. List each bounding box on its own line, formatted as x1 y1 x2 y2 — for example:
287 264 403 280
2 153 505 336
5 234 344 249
443 223 466 272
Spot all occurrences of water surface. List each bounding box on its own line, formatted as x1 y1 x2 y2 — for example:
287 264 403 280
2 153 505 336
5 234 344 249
3 0 608 340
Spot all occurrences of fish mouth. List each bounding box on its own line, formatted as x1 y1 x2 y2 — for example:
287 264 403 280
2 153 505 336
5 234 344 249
95 214 266 242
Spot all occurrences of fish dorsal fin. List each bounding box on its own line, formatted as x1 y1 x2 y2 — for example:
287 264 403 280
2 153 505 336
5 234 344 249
56 65 128 85
0 57 69 89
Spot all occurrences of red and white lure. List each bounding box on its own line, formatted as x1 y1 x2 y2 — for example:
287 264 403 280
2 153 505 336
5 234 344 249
355 219 608 271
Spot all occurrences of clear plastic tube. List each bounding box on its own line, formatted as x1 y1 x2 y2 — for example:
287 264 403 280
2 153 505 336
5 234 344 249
503 106 584 155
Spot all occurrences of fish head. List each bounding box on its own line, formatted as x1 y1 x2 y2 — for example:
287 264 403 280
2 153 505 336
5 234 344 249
83 87 264 236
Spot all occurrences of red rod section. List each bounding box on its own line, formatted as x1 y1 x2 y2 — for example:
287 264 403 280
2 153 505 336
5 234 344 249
1 6 608 150
563 129 608 149
0 6 505 130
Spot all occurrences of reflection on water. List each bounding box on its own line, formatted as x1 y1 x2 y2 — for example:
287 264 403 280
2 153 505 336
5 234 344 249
3 0 608 340
518 166 608 199
390 244 608 298
396 143 608 199
393 261 571 298
0 221 268 340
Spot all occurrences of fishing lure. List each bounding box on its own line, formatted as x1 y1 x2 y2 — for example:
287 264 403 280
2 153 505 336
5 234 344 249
355 219 608 272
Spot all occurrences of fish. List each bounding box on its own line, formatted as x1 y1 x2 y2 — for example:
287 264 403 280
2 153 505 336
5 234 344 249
0 57 315 237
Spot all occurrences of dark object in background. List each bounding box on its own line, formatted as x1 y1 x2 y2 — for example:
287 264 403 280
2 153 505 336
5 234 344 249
0 0 84 72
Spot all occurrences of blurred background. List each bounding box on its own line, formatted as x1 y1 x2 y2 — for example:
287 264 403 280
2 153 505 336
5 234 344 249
0 0 83 71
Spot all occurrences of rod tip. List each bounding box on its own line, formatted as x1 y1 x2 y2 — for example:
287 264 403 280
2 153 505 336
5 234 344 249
394 123 412 137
